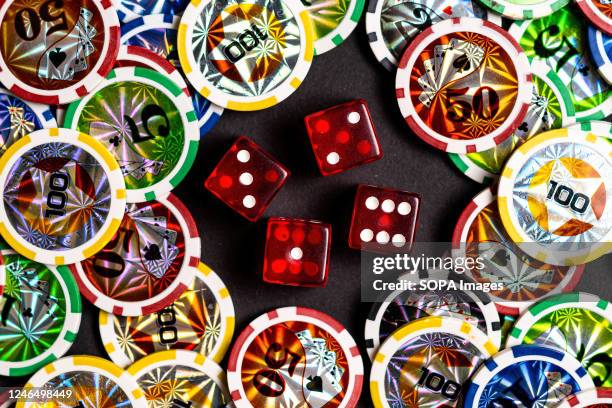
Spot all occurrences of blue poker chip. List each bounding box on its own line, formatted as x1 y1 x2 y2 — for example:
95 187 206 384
465 345 596 407
120 13 224 138
588 26 612 85
116 0 190 23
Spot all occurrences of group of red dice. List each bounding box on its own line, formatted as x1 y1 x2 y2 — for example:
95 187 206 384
204 99 421 287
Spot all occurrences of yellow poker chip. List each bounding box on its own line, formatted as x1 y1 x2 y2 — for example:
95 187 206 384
178 0 315 111
498 127 612 266
15 355 147 407
0 128 126 266
99 262 235 368
127 349 230 407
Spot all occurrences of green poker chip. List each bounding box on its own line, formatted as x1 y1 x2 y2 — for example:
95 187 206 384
306 0 365 54
509 7 612 122
0 249 82 377
448 59 576 184
64 66 200 203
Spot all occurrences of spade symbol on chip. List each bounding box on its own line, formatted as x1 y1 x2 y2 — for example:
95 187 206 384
144 244 162 261
453 55 471 73
492 249 510 267
306 376 323 392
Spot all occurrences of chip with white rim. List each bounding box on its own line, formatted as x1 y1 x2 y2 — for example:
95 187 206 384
99 261 235 368
588 26 612 85
127 349 230 406
570 120 612 141
0 88 57 154
556 388 612 408
395 17 532 154
227 306 364 407
366 0 502 71
453 187 585 316
509 8 612 122
0 247 81 377
0 0 120 105
120 13 225 137
15 355 147 407
306 0 365 54
178 0 315 111
70 192 200 317
115 45 190 97
465 344 596 407
0 127 126 265
63 66 199 203
370 315 497 407
448 59 576 184
115 0 190 22
477 0 569 19
364 269 502 361
506 292 612 388
497 127 612 266
576 0 612 36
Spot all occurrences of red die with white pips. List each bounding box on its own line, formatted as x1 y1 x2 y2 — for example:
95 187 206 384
304 99 383 176
205 137 290 222
263 218 332 287
349 185 420 254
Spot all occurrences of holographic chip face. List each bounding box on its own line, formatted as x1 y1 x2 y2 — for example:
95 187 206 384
383 332 487 406
79 200 186 303
514 8 610 117
0 92 45 152
40 372 131 407
241 322 351 407
138 364 228 406
522 308 612 387
0 253 68 364
408 31 519 141
305 0 352 41
192 0 302 97
514 142 611 246
71 80 186 191
3 142 113 252
0 0 108 90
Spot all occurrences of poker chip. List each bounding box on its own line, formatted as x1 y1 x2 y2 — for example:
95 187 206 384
116 45 190 96
506 292 612 387
127 349 230 406
447 59 576 184
0 258 3 297
0 128 126 265
395 17 532 154
557 388 612 407
465 344 596 407
370 316 497 407
364 269 502 361
509 8 612 122
0 88 57 154
99 262 235 368
227 306 364 407
306 0 365 54
366 0 502 71
15 355 147 407
576 0 612 35
178 0 315 111
70 192 200 316
115 0 190 22
0 0 120 105
120 13 224 137
453 187 584 315
477 0 568 19
0 248 81 377
497 127 612 266
63 66 199 203
588 26 612 85
570 120 612 140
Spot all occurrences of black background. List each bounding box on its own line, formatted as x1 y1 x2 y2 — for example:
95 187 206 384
2 13 611 407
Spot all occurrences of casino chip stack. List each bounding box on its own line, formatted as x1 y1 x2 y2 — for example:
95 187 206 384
0 0 610 406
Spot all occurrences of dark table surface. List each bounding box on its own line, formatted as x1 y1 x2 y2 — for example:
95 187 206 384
2 14 611 407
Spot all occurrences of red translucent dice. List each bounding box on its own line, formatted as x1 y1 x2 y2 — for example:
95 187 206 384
304 99 383 176
263 218 332 287
349 185 420 253
205 137 290 221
